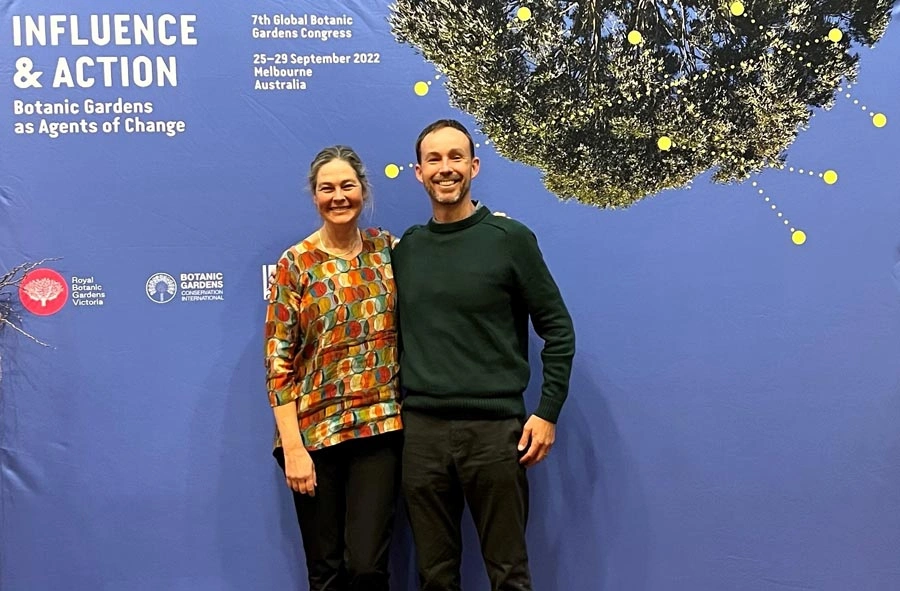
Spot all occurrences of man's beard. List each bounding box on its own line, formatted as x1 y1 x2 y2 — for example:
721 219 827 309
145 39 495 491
426 175 469 205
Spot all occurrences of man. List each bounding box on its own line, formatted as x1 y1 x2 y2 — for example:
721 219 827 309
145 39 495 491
392 119 575 591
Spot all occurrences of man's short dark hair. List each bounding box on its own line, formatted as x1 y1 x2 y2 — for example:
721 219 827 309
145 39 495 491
415 119 476 163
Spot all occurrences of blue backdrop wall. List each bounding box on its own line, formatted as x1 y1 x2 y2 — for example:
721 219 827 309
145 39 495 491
1 1 899 590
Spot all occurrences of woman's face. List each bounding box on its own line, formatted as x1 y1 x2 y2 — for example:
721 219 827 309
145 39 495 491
313 159 366 227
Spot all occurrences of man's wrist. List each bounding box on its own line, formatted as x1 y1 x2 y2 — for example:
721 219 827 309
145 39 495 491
534 397 563 423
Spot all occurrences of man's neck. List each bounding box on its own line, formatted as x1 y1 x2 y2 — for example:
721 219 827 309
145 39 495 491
432 197 477 224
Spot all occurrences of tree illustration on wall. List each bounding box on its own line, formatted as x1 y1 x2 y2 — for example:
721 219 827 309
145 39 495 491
21 277 65 308
0 261 53 384
390 1 894 207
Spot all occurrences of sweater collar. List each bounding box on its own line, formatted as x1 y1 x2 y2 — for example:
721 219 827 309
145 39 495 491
427 202 491 234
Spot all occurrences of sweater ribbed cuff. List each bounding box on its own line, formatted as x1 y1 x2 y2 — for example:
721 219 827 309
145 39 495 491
534 396 564 423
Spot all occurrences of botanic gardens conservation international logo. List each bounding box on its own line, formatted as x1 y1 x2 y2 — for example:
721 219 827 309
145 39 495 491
146 272 177 303
19 267 68 315
146 271 225 304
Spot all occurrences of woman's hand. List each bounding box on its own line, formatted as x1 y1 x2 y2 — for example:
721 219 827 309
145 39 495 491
283 445 317 496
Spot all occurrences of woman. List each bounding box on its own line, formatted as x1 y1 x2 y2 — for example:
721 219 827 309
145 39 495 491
265 145 402 591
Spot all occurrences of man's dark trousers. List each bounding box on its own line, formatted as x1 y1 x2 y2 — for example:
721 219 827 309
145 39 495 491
402 409 532 591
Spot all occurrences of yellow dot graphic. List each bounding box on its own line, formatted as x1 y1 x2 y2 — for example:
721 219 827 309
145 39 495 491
384 164 400 179
517 7 532 21
872 113 887 128
627 30 643 45
822 170 838 185
414 81 429 96
828 28 843 43
730 2 745 16
657 136 672 151
792 230 807 245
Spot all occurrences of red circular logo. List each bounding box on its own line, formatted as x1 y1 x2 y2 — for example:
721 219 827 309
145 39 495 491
19 268 68 316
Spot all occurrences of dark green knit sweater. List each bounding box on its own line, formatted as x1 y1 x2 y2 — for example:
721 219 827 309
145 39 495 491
392 205 575 422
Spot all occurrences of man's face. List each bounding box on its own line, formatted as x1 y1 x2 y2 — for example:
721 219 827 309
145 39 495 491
415 127 480 206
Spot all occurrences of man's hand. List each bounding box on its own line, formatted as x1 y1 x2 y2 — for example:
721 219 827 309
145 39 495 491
517 415 556 467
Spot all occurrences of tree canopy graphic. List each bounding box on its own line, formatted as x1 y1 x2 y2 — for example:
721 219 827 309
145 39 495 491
390 1 894 207
22 278 64 306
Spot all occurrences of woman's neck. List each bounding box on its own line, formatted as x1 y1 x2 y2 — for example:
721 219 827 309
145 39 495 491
317 223 362 259
319 223 359 248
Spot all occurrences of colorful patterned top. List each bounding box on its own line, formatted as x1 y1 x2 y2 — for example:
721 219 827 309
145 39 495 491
265 227 402 450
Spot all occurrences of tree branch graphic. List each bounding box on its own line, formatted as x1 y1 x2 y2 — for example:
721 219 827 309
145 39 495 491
0 259 56 384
